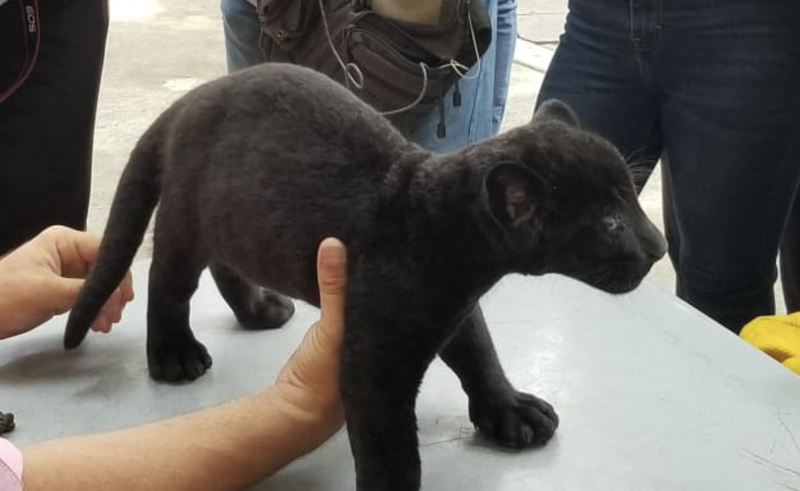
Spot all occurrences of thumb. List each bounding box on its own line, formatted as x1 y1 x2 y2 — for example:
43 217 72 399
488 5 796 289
316 238 348 327
48 277 86 315
275 238 348 385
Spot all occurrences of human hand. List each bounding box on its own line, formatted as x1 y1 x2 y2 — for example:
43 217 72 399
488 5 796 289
274 237 348 449
0 225 134 340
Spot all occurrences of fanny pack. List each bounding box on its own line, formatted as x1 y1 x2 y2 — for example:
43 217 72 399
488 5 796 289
0 0 40 104
257 0 492 135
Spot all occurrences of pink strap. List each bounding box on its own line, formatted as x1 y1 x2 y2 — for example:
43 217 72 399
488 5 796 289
0 437 23 491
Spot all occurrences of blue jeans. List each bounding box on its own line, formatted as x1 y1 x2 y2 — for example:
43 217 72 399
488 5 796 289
221 0 265 72
0 0 109 253
537 0 800 332
220 0 517 152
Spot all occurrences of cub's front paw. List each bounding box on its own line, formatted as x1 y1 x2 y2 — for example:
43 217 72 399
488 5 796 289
470 390 559 448
148 337 212 383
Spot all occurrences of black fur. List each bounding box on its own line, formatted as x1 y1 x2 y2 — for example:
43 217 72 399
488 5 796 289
64 63 666 491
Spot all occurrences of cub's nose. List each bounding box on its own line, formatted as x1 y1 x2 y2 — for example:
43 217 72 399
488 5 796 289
644 220 668 261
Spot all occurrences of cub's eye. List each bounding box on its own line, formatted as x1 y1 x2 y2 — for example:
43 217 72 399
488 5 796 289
602 214 626 232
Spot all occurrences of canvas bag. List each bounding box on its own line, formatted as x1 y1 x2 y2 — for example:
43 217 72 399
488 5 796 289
256 0 492 135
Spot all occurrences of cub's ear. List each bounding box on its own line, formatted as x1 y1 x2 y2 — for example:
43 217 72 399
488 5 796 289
483 164 544 250
533 99 579 127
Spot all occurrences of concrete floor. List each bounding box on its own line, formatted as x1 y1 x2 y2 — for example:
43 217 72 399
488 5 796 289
92 0 784 312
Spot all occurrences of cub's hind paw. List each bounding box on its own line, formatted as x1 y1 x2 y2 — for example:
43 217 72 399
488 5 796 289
235 290 295 330
470 390 559 449
0 412 15 435
148 338 212 383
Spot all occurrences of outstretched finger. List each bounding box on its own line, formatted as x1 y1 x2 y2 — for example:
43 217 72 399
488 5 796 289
119 270 135 302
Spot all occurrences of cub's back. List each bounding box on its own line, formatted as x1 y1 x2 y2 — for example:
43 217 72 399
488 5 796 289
167 62 412 172
160 63 416 202
150 64 423 297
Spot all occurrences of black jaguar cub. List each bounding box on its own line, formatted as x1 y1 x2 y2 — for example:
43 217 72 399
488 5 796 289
65 63 666 491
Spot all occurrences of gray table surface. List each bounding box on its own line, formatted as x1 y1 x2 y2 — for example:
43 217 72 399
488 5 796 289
2 262 799 490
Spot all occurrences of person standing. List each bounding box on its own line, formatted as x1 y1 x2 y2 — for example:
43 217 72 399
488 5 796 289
220 0 518 152
535 0 800 333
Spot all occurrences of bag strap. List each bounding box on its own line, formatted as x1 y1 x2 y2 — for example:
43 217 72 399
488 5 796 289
0 0 40 104
323 0 488 116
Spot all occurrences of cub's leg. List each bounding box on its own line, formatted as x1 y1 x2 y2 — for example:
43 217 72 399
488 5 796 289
209 261 295 329
340 292 441 491
439 305 559 448
146 213 211 383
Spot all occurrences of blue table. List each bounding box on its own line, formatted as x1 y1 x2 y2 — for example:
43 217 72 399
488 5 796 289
2 262 799 490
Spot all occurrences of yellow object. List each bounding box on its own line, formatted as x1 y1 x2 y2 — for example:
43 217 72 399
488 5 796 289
783 356 800 375
740 312 800 376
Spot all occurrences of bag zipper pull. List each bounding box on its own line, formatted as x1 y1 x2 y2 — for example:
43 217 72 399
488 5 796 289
437 97 447 138
453 80 462 107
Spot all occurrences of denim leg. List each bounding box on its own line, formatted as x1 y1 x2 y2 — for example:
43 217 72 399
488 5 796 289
537 0 800 332
409 0 500 152
780 190 800 313
535 0 663 184
492 0 517 134
221 0 264 72
0 0 109 253
657 1 800 331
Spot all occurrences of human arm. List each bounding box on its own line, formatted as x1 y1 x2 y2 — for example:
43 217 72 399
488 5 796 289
0 226 134 339
20 237 348 491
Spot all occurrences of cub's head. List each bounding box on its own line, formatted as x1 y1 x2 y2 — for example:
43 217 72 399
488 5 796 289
478 99 667 293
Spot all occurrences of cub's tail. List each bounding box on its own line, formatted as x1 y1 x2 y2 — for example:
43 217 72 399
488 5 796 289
63 122 166 349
